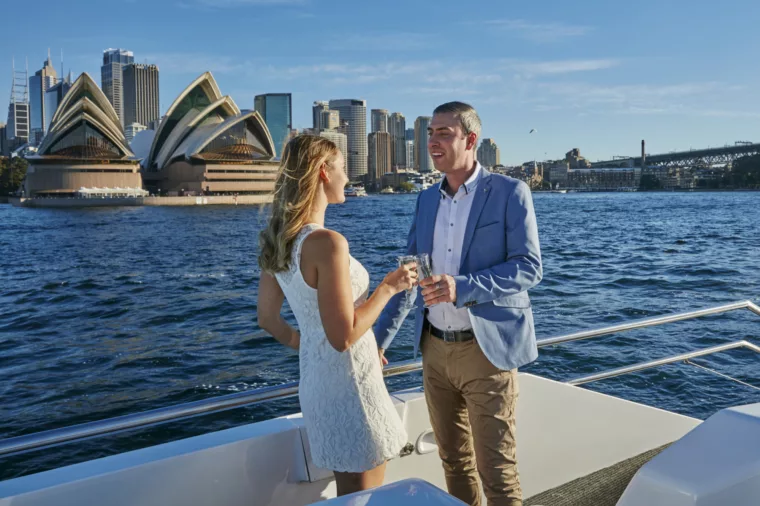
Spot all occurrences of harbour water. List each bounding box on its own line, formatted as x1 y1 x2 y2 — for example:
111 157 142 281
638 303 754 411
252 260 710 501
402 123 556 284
1 191 759 480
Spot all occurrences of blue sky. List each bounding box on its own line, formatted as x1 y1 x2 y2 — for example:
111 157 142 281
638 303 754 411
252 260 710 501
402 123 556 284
2 0 759 164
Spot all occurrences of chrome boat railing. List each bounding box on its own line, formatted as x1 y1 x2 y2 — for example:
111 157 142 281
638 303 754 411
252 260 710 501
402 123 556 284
1 300 758 459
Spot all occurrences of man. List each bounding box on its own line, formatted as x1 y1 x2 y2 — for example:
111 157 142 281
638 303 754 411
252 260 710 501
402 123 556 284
374 102 542 506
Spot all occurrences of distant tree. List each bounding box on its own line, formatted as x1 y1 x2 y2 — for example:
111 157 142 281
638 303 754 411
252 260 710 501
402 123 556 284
639 174 662 190
398 181 415 192
0 157 28 195
729 155 760 189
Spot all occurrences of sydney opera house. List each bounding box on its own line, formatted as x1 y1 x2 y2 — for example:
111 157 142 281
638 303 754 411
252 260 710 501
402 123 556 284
140 72 278 196
25 73 143 196
23 71 278 199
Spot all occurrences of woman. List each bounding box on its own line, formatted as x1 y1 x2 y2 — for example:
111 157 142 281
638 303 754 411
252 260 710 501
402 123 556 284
257 135 416 496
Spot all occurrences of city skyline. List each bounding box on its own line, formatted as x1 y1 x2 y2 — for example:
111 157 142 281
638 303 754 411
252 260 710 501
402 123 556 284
2 0 760 165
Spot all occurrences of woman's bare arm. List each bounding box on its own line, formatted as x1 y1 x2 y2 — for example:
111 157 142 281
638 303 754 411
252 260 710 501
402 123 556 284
257 271 299 349
306 229 414 352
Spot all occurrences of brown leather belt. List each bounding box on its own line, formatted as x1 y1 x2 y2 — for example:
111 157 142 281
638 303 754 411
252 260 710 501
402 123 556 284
424 318 475 343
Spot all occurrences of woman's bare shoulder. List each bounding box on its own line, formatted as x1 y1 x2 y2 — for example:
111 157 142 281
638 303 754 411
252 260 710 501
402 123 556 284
302 228 349 262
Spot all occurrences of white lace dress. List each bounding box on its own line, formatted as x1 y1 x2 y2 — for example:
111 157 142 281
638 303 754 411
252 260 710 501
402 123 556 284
274 224 408 472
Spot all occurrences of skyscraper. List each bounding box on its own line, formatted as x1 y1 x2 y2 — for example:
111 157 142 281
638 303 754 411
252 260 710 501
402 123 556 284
320 109 340 130
6 60 30 150
371 109 388 133
123 63 160 128
0 123 7 156
329 99 367 180
477 138 501 168
29 52 58 142
405 127 415 141
44 74 71 131
368 131 392 188
388 112 406 171
406 140 415 169
101 48 134 127
125 123 147 143
254 93 292 158
319 129 348 174
312 101 329 129
414 116 433 173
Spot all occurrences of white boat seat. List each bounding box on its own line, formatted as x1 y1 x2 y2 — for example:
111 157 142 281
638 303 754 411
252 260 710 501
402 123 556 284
617 402 760 505
311 478 467 505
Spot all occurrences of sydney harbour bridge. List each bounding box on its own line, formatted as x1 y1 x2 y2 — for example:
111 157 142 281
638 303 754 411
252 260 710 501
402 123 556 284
591 141 760 169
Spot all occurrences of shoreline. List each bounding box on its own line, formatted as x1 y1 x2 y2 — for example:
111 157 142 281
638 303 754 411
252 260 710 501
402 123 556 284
8 194 273 208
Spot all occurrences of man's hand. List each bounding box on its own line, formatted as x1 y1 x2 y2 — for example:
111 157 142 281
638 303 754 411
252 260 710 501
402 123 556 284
379 348 388 368
420 274 457 306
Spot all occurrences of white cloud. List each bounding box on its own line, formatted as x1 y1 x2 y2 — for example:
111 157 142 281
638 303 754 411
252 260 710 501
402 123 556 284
324 32 432 52
506 59 619 77
484 19 592 42
178 0 307 9
533 81 756 117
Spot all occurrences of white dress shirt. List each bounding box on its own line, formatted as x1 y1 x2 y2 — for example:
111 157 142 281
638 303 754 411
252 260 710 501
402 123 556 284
427 162 483 332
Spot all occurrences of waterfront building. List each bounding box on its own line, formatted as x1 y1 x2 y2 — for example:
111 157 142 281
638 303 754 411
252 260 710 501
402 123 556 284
25 73 142 197
405 139 415 169
368 131 392 189
319 129 348 174
312 101 329 129
143 72 278 195
29 52 58 142
123 63 160 129
477 138 500 168
371 109 388 133
44 76 72 131
388 112 406 171
254 93 292 158
125 123 147 143
101 49 134 126
329 99 367 180
414 116 433 173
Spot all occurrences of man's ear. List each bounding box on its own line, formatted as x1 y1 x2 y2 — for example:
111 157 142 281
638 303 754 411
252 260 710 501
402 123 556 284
467 133 478 151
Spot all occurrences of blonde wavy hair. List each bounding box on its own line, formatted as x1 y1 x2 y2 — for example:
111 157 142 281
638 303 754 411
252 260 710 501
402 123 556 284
258 135 340 273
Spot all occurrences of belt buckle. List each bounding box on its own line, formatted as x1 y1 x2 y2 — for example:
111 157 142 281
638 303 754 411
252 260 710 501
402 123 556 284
442 330 456 343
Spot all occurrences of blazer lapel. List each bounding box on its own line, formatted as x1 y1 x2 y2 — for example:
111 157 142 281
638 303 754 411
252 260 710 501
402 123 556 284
459 172 493 269
419 183 441 255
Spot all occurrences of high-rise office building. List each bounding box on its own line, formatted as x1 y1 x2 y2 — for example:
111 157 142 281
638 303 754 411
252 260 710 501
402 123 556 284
320 109 340 130
101 48 134 126
329 99 367 180
254 93 292 158
29 52 58 142
123 63 160 128
319 129 348 174
0 123 7 156
125 122 148 143
7 61 30 150
368 131 392 188
406 140 415 169
414 116 433 173
371 109 388 133
388 112 406 171
477 138 501 168
405 127 415 141
312 101 329 130
44 74 72 131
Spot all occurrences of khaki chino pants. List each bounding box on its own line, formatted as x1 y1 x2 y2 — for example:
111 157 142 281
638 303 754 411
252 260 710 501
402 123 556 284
421 328 521 506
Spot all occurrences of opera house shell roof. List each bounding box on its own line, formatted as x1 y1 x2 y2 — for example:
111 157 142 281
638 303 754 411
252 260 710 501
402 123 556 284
25 73 142 196
142 72 278 196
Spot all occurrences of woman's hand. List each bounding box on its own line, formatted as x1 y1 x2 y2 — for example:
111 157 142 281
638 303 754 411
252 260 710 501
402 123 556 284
379 347 388 368
380 262 418 295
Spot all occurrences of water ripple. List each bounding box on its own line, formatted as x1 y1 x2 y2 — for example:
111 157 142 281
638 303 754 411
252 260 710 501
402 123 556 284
1 192 759 479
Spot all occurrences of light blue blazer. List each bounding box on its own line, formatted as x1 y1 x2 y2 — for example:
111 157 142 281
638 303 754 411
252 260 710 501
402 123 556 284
374 169 543 371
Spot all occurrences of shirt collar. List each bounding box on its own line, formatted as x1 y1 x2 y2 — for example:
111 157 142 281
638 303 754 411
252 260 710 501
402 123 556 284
440 162 483 197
